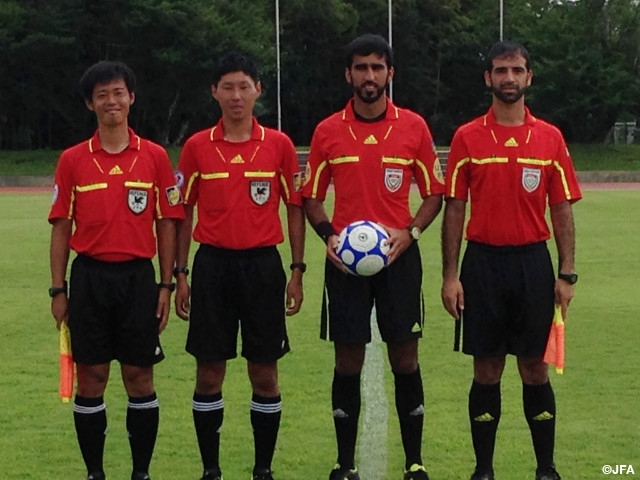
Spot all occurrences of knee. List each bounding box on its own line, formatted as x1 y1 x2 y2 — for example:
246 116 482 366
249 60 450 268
335 344 366 375
473 357 505 384
248 362 279 397
388 340 418 374
518 357 549 384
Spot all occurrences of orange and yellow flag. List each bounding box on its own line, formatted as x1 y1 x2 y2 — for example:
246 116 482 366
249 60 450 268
543 305 565 374
59 322 74 402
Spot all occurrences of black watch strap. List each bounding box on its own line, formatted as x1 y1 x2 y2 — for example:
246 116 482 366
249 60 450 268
49 281 68 298
158 282 176 292
558 272 578 285
173 266 189 277
290 262 307 273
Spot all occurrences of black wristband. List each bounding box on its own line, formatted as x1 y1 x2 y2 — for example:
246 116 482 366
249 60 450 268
314 221 336 244
48 280 68 298
158 282 176 292
173 266 189 277
290 262 307 273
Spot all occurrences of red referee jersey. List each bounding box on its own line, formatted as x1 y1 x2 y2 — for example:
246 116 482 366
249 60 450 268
48 128 185 261
178 117 303 249
445 107 582 246
302 98 445 232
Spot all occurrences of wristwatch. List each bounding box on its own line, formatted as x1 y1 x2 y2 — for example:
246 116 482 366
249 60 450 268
558 272 578 285
48 281 68 298
290 262 307 273
408 226 421 241
173 266 189 277
158 282 176 292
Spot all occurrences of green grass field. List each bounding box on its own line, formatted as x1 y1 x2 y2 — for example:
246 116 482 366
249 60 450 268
0 190 638 479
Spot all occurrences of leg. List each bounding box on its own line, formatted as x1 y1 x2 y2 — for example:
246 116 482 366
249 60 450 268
388 340 425 472
518 356 557 475
193 360 227 477
121 364 158 480
469 356 505 477
75 363 110 479
248 361 281 476
332 343 366 472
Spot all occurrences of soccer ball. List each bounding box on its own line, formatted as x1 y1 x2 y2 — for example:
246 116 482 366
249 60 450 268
336 220 390 276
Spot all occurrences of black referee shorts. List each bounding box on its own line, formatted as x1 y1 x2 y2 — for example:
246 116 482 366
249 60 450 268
460 241 555 358
68 254 164 367
321 241 424 344
186 244 289 363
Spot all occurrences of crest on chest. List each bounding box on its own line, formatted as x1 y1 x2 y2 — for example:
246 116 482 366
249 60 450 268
128 189 148 214
384 168 403 192
521 167 541 193
250 181 271 205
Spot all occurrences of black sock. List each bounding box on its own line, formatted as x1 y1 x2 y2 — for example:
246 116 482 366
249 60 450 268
250 394 282 473
73 395 107 476
394 366 425 469
523 381 556 470
127 392 159 475
192 392 224 471
468 381 501 474
332 370 361 470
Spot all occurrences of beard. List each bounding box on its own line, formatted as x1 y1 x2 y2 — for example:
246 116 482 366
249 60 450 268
352 81 388 104
492 83 526 104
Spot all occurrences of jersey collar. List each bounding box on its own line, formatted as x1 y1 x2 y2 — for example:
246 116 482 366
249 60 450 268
209 117 266 142
88 127 141 153
483 105 538 127
342 97 400 122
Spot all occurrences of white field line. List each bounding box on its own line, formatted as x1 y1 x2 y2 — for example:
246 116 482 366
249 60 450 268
359 307 388 480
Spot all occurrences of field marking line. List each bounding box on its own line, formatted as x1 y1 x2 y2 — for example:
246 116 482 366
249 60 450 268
359 307 388 480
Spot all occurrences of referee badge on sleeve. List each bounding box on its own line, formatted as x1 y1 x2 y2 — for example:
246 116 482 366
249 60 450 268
128 189 148 214
522 168 541 193
165 185 182 206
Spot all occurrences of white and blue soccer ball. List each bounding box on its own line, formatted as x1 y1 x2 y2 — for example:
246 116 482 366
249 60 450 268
336 220 390 276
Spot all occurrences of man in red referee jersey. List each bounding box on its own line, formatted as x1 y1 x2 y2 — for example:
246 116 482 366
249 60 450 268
49 61 184 480
303 34 444 480
441 41 582 480
174 52 305 480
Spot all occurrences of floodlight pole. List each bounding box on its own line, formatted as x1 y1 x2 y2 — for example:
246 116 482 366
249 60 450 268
276 0 282 131
500 0 504 41
388 0 393 101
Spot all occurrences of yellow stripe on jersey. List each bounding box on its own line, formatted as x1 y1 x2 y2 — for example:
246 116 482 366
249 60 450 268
244 171 276 178
471 157 509 165
154 186 162 219
517 158 553 166
553 161 573 199
75 183 108 192
279 174 290 201
311 160 328 198
382 156 414 166
448 157 471 197
201 172 230 180
124 181 153 188
184 172 200 201
329 156 359 165
414 159 432 194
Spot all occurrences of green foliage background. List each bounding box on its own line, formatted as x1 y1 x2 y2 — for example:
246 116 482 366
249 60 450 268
1 0 640 149
0 189 638 479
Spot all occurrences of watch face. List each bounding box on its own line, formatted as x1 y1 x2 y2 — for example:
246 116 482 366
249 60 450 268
559 273 578 284
410 227 421 240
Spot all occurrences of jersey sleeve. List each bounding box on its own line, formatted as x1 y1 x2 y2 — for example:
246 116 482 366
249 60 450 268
413 118 445 198
302 124 332 201
444 128 471 201
278 134 303 206
548 137 582 205
153 144 185 220
177 137 200 206
48 150 75 222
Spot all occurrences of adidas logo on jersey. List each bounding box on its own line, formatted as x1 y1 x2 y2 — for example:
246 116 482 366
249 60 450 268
109 165 123 175
364 134 378 144
230 154 245 163
504 137 519 147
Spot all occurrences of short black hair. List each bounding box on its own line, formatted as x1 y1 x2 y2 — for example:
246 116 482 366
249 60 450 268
212 52 260 85
79 61 136 102
345 34 394 69
485 40 531 72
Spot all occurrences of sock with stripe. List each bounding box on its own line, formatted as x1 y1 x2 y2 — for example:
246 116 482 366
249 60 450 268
332 370 361 470
193 392 224 472
127 392 159 476
73 395 107 476
250 393 282 473
523 381 556 470
468 380 501 475
394 366 425 469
